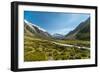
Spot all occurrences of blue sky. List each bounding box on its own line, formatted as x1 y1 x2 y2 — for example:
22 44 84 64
24 11 90 35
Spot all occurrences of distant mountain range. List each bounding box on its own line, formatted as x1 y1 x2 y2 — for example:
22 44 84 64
24 18 90 41
65 18 90 40
52 33 65 39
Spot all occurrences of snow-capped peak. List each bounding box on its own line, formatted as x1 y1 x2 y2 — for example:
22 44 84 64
24 19 46 32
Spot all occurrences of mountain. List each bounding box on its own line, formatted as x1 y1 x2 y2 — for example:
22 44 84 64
53 33 65 39
24 20 52 39
66 18 90 40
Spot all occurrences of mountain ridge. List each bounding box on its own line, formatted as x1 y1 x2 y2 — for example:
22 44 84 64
65 17 90 40
24 20 52 39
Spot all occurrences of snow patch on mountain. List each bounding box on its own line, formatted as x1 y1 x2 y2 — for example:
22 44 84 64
53 33 65 39
24 19 47 32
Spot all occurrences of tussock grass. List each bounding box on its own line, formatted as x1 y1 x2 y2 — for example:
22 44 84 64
24 36 90 61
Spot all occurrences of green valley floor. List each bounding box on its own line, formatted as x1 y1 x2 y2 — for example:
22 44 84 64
24 36 90 61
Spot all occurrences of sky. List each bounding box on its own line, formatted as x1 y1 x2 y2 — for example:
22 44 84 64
24 11 90 35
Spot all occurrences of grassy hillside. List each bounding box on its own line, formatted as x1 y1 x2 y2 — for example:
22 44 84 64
76 19 90 40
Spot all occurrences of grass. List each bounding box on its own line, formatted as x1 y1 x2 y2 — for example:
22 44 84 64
24 51 47 61
24 36 90 61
